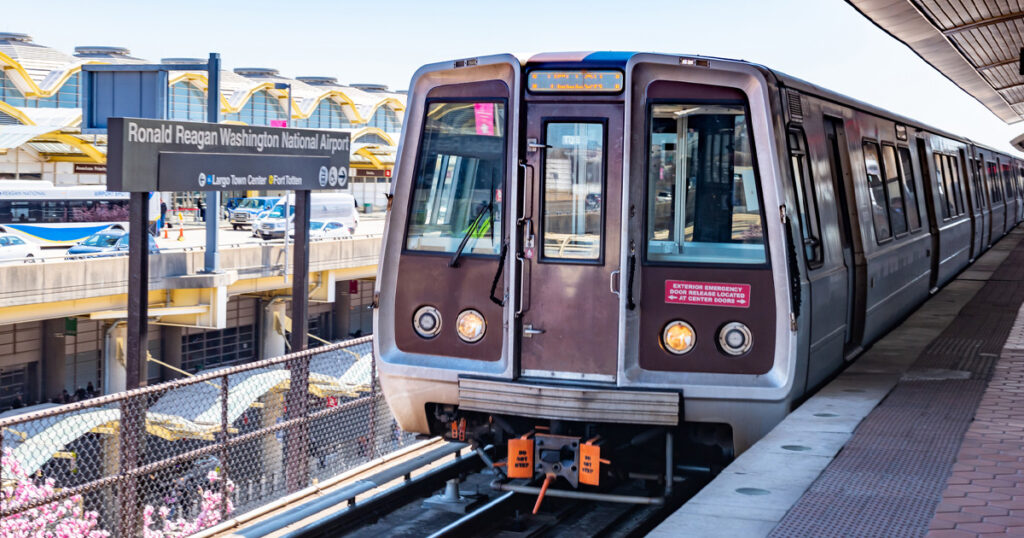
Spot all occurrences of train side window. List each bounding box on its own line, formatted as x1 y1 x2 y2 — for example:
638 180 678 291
863 142 892 242
646 102 766 265
881 145 908 236
988 161 1002 203
1002 162 1016 200
946 155 964 216
933 154 950 219
787 129 822 266
976 160 987 208
897 147 922 231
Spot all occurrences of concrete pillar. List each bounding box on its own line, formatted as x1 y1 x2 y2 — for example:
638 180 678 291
160 326 184 381
334 282 352 340
104 323 127 394
262 300 287 360
261 390 285 495
41 318 66 403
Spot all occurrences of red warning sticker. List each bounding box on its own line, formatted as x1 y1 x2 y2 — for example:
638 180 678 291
665 280 751 308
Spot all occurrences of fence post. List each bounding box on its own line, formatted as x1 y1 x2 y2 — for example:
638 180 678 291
118 394 144 536
284 354 310 492
220 373 230 520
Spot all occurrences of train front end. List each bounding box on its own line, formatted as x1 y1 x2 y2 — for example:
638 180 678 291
375 52 798 489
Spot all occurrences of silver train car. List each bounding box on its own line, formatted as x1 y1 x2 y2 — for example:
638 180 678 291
374 52 1024 488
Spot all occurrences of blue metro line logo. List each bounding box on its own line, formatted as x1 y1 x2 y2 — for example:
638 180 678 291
197 173 215 187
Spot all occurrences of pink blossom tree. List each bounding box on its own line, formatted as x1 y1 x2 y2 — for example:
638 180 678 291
142 470 235 537
0 447 109 538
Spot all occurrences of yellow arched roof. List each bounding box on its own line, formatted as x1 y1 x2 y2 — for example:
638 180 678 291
367 97 406 118
351 127 395 146
0 52 103 98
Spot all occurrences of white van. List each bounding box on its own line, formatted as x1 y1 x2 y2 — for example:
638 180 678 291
257 193 359 240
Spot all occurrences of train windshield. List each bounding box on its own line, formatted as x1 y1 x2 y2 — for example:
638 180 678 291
646 103 766 265
405 101 505 255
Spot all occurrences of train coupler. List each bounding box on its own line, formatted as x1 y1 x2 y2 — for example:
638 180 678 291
504 433 609 488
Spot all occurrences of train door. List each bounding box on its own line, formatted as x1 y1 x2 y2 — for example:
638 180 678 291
977 157 991 247
917 138 941 290
518 102 623 381
823 117 862 355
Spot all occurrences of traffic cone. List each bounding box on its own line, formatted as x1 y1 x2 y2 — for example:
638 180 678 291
177 223 185 241
163 226 168 239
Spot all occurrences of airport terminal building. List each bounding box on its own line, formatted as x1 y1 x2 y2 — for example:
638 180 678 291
0 32 394 409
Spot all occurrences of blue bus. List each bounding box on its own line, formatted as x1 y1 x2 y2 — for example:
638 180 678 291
0 180 130 246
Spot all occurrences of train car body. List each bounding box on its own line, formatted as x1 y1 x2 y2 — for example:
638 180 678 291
375 52 1024 486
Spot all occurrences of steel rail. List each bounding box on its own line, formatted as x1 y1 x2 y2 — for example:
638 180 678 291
235 442 476 537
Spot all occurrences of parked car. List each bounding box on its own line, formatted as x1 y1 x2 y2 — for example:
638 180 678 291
259 193 359 240
229 197 279 230
66 228 159 258
0 233 41 262
288 219 354 240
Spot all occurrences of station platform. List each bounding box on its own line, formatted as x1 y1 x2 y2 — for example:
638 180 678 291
652 228 1024 537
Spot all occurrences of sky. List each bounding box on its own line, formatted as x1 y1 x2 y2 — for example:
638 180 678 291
4 0 1019 153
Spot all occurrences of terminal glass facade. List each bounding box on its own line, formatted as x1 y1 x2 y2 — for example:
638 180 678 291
0 72 80 108
296 99 352 129
170 81 207 121
369 105 401 132
224 90 286 125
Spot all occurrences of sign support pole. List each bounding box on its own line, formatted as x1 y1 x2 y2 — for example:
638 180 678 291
290 190 310 352
204 52 221 273
126 191 149 389
285 189 311 492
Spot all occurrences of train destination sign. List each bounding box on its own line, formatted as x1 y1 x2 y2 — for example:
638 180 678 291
665 280 752 308
528 70 623 93
106 117 350 192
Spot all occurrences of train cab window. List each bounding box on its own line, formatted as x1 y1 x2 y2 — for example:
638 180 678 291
882 145 908 236
787 129 822 266
897 147 922 231
646 102 766 265
541 122 605 261
863 142 892 241
405 101 506 255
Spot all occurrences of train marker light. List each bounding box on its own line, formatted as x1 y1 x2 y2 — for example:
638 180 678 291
413 306 442 338
663 320 696 355
456 309 485 343
719 322 753 356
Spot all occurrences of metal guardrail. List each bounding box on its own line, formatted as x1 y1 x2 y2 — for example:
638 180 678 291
0 336 414 537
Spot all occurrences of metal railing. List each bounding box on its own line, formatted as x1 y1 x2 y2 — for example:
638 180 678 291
0 336 414 537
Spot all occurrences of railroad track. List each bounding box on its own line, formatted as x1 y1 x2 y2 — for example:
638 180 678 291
218 439 710 537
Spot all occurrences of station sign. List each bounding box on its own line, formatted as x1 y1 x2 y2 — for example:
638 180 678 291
106 117 350 192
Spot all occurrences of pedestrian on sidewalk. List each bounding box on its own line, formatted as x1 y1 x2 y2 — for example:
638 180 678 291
198 198 206 222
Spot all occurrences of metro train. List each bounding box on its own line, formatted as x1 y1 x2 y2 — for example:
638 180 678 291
374 52 1024 494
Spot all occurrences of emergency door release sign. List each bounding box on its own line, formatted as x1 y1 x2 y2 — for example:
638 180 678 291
665 280 751 308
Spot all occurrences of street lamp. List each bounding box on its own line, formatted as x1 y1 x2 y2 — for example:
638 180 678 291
274 82 293 282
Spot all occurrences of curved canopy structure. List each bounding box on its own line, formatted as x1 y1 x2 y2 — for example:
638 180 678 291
847 0 1024 123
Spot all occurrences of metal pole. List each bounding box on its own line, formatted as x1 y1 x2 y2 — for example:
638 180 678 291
284 190 311 493
283 84 292 282
291 191 310 352
284 195 291 281
204 52 221 273
126 191 148 390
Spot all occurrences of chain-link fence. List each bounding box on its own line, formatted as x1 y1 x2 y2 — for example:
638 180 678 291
0 336 415 537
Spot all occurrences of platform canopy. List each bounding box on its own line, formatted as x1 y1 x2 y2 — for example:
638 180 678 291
847 0 1024 124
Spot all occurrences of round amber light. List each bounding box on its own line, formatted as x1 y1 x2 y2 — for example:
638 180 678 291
663 321 696 355
456 309 485 343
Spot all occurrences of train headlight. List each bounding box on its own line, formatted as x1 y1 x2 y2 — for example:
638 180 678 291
413 306 442 339
456 309 485 343
719 322 753 356
662 321 696 355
